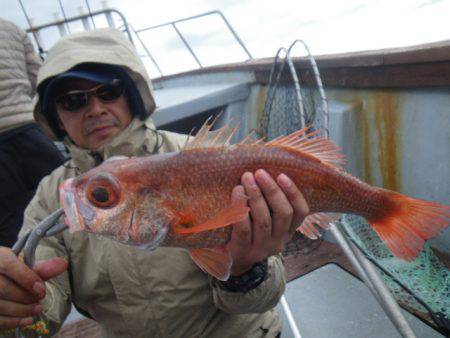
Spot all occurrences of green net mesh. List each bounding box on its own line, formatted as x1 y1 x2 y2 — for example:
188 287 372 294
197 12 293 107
339 215 450 317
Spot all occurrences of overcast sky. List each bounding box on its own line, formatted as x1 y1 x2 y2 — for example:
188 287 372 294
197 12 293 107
3 0 450 77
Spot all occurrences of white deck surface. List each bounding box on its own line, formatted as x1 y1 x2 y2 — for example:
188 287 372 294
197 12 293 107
278 264 444 338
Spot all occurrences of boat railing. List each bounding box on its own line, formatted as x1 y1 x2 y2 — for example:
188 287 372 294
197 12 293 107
24 8 133 57
23 7 252 77
133 10 253 75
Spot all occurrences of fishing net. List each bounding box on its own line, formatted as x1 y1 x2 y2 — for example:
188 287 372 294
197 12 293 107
260 41 450 331
258 44 327 141
340 215 450 319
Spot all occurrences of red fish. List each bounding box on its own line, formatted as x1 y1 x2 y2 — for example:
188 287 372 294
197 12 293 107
59 121 450 280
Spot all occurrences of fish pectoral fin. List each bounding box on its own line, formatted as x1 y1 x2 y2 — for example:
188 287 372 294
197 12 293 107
297 212 341 239
189 246 232 281
173 202 249 235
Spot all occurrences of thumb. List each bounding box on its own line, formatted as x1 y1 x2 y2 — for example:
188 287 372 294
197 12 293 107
33 258 68 281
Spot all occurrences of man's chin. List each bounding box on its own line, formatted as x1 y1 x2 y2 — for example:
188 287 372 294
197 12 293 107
88 127 119 150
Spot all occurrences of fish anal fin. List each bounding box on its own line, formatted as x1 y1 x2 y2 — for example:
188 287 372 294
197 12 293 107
189 246 232 281
267 125 346 168
173 201 249 235
297 212 340 239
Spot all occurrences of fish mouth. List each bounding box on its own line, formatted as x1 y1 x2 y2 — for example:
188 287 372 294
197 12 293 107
59 178 84 232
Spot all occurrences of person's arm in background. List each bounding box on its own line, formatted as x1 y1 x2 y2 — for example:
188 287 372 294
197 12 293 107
19 27 41 95
0 174 70 337
212 170 309 313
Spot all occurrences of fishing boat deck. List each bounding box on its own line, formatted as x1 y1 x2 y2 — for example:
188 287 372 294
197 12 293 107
278 263 444 338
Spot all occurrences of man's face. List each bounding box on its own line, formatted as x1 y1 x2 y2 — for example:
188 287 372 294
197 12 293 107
54 78 133 150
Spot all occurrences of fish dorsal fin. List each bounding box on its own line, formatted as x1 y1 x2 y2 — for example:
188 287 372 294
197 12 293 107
183 115 238 151
189 246 232 281
297 212 341 239
236 129 265 146
267 126 346 168
173 200 249 234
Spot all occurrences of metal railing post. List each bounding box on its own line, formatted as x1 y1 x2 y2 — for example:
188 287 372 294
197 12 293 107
172 23 202 68
215 11 253 59
25 9 135 51
330 224 417 338
280 295 302 338
127 24 163 77
133 10 253 74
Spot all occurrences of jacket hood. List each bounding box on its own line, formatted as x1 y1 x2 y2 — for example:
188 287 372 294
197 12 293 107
34 28 156 140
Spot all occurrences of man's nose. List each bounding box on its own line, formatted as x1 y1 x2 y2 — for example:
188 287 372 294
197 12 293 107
85 96 108 118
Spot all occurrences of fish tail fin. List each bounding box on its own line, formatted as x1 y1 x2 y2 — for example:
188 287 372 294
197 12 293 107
368 190 450 261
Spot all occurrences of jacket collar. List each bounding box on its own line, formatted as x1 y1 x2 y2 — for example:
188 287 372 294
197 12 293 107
67 117 161 173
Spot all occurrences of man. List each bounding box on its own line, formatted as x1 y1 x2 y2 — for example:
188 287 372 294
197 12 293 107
0 28 309 337
0 18 65 248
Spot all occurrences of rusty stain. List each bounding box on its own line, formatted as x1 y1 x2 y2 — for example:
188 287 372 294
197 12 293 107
349 97 373 184
332 90 402 188
337 93 374 184
374 91 402 191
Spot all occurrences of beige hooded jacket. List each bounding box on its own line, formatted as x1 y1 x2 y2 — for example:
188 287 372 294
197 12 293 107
15 29 285 338
0 18 41 133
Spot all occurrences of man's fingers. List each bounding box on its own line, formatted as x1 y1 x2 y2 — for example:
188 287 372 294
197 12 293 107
229 186 252 249
0 277 38 304
0 247 44 299
255 169 293 239
241 172 271 235
0 315 33 330
277 173 309 233
0 299 42 317
228 185 255 275
34 257 68 281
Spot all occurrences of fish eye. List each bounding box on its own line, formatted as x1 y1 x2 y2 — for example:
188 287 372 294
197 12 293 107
92 187 110 203
86 174 120 208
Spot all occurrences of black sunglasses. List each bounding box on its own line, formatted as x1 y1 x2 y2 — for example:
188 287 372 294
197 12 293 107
54 79 125 112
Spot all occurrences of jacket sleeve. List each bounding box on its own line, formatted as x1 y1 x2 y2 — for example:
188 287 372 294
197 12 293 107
211 255 286 314
19 172 72 335
19 28 41 94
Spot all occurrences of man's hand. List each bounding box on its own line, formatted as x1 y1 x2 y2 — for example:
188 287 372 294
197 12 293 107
0 246 67 330
227 169 309 276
